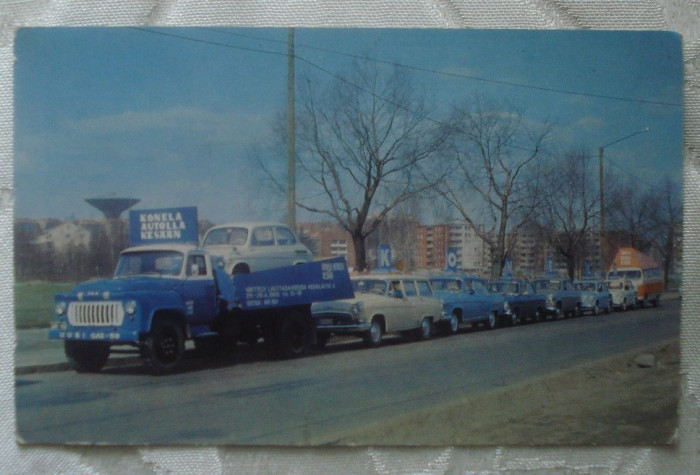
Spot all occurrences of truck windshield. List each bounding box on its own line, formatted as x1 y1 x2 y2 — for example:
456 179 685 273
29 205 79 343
115 251 184 277
203 227 248 246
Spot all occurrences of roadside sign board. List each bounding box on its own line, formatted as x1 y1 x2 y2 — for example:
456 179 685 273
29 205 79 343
446 248 458 272
377 244 392 271
129 206 198 245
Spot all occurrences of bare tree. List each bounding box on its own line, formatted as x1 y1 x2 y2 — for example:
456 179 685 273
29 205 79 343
290 60 452 270
605 173 657 252
441 96 550 278
537 151 599 280
648 178 682 284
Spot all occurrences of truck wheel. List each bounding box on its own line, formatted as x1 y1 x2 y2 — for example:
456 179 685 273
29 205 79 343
268 309 311 359
65 341 110 373
143 319 185 374
363 318 383 347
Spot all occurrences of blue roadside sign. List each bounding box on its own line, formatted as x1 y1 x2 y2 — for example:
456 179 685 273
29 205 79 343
129 206 199 245
446 248 458 272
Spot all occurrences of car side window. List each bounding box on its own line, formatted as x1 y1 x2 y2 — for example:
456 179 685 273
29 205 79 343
274 227 297 245
403 280 417 297
473 280 487 294
416 280 432 297
251 227 275 246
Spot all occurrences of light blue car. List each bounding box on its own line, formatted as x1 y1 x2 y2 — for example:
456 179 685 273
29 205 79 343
429 275 505 332
574 280 612 315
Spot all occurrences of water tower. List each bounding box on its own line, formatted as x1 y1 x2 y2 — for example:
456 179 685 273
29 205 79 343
85 197 140 219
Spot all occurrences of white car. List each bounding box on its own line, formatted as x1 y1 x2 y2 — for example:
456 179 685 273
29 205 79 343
311 275 444 348
201 222 312 274
607 278 637 311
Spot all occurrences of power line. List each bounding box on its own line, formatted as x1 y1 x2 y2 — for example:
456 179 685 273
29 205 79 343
130 27 664 188
202 28 681 108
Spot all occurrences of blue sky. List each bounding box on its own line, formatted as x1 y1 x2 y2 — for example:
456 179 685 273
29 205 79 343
14 28 683 223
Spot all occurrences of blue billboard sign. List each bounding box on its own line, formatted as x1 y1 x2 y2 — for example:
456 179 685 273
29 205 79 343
377 244 392 271
446 248 458 272
129 206 199 245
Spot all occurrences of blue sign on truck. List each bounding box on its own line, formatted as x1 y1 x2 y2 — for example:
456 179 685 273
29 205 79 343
129 206 199 245
49 242 354 374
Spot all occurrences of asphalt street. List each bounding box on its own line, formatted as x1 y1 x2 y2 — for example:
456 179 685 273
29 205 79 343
15 299 680 446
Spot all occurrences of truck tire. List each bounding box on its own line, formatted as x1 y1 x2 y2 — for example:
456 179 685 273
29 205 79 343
65 341 110 373
266 309 311 359
142 319 185 374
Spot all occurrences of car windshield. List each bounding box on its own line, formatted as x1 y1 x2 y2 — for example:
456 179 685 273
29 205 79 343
202 227 248 246
430 279 461 292
115 251 184 277
575 282 597 291
352 279 388 295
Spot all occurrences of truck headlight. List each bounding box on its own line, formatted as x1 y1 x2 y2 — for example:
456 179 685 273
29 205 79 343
124 300 137 316
55 301 67 316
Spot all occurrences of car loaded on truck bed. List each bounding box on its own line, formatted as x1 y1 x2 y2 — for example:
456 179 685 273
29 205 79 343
49 243 353 374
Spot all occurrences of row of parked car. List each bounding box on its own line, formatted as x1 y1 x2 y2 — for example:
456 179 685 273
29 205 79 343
310 273 648 349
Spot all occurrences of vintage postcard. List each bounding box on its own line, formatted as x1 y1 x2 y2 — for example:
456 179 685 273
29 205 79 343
14 28 682 446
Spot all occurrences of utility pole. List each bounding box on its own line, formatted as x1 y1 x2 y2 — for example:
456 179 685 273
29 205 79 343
287 27 296 229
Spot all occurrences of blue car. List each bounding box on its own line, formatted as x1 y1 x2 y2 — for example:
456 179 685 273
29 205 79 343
487 280 547 326
429 275 505 333
574 280 612 315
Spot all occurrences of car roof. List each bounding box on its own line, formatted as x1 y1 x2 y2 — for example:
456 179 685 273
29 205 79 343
205 222 292 232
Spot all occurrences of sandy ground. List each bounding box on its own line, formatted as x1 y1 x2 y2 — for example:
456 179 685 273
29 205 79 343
334 338 680 447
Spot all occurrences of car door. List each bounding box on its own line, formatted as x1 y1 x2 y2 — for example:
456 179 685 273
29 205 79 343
248 225 278 271
469 279 491 319
416 279 437 320
399 279 420 330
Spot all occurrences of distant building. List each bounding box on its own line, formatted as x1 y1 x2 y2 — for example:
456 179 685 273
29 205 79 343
297 222 356 269
417 223 490 275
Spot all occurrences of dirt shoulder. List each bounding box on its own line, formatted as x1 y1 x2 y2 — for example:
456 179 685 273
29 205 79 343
334 338 680 446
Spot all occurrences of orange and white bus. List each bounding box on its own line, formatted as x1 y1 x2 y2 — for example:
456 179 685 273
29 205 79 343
607 247 664 307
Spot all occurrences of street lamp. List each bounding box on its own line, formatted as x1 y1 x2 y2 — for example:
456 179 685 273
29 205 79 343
598 127 650 274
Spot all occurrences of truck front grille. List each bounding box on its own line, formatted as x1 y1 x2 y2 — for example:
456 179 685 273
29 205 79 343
67 301 125 327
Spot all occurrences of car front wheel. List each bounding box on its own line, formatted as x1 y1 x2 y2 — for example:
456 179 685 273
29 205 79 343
363 318 383 347
418 318 433 340
487 311 499 330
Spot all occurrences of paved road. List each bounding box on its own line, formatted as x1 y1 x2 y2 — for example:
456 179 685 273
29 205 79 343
15 300 680 446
